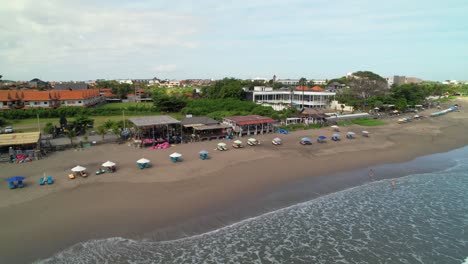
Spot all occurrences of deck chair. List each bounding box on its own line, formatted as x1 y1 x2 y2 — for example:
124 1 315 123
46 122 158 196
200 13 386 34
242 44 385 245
47 176 54 184
18 181 24 188
39 177 46 185
9 182 16 189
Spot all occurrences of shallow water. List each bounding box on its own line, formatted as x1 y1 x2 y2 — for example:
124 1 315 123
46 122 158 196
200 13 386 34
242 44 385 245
38 154 468 264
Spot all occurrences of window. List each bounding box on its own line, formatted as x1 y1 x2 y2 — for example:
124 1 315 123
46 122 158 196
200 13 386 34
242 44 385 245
78 101 82 104
44 101 48 104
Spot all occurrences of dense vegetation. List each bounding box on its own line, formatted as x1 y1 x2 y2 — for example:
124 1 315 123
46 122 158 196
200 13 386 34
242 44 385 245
181 99 298 121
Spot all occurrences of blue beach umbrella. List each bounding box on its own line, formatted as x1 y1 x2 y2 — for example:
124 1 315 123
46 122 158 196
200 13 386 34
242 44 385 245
199 150 209 155
301 137 311 142
318 136 327 140
6 176 26 182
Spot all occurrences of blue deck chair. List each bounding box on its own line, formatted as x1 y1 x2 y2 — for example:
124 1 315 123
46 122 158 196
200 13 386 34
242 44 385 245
18 180 24 188
144 163 151 168
9 182 16 189
47 176 54 184
39 177 46 185
138 163 145 169
170 157 178 163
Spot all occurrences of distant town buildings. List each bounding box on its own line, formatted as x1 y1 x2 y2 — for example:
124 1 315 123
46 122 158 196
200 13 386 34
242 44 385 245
385 75 423 88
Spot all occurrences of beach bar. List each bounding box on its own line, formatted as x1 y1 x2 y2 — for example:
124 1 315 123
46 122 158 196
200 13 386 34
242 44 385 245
129 116 181 147
0 132 41 162
180 116 231 142
223 115 276 137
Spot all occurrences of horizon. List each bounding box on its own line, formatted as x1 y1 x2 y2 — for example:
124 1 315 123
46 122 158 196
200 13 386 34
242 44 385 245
1 0 467 82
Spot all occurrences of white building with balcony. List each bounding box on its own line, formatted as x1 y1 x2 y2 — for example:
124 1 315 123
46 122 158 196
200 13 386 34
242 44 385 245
252 90 336 111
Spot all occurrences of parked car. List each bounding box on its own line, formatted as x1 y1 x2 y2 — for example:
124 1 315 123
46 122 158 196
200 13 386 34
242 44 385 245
4 126 13 133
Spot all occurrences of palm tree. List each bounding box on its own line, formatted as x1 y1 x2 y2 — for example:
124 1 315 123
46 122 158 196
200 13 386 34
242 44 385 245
299 77 307 109
67 129 76 145
96 125 107 141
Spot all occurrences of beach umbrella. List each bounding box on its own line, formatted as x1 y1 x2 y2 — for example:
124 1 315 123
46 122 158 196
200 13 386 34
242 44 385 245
331 125 339 129
6 176 25 182
169 152 182 158
333 133 340 138
199 150 209 155
273 137 281 142
234 140 242 145
248 138 257 143
301 137 311 142
318 136 327 140
71 166 86 172
362 131 369 135
217 142 226 147
347 132 356 135
102 161 116 167
137 158 150 164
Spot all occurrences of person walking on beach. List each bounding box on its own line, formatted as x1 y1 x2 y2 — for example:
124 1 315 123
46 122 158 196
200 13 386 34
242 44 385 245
368 169 375 181
391 179 396 191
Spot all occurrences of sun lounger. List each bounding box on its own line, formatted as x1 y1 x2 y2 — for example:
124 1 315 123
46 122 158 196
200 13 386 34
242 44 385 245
47 176 54 184
9 182 16 189
18 180 24 188
170 157 178 163
39 177 46 185
68 174 75 179
138 163 145 169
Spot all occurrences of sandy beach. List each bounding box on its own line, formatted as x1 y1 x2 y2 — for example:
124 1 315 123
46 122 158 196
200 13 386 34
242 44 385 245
1 99 467 263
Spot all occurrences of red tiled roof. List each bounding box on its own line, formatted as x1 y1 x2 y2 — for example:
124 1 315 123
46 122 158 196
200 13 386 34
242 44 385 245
296 86 310 91
311 86 325 92
23 91 60 101
224 115 276 125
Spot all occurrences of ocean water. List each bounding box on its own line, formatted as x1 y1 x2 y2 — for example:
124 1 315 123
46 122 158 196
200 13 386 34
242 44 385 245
38 158 468 264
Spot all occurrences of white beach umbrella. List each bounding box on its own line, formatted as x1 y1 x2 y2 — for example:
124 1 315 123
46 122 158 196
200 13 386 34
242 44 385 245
248 138 257 143
102 161 116 167
71 165 86 172
137 158 150 164
273 137 281 142
331 125 339 128
169 152 182 158
362 131 369 134
217 142 226 147
234 140 242 145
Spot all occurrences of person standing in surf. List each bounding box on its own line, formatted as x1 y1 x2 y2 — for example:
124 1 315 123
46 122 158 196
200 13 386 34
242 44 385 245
391 179 396 191
368 169 375 181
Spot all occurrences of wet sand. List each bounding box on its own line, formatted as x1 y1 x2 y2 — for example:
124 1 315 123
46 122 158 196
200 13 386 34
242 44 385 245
0 99 467 263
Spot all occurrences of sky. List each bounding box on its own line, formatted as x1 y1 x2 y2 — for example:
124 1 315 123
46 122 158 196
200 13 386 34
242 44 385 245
1 0 467 82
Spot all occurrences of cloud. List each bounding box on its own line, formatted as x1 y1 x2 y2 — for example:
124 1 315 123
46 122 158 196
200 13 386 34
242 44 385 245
152 64 177 73
0 0 201 79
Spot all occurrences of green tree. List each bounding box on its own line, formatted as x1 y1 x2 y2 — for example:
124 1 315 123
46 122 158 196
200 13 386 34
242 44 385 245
43 122 55 134
0 117 6 127
298 77 307 87
202 78 245 99
67 129 77 145
352 71 387 83
96 125 107 141
395 98 408 111
103 120 115 129
152 92 187 112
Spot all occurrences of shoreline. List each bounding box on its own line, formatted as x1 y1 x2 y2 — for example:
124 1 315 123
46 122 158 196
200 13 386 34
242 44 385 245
0 99 467 263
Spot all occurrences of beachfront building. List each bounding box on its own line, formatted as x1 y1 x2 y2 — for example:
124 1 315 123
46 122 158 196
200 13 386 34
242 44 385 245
250 89 336 111
129 116 181 147
0 132 42 162
0 89 103 109
180 116 231 142
223 115 276 137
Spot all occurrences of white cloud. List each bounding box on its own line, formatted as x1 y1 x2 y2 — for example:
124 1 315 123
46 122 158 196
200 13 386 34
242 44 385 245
0 0 201 79
152 64 177 73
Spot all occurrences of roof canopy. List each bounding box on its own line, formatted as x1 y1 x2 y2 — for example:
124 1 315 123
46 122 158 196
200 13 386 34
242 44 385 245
180 116 218 127
0 132 40 147
194 124 231 131
224 115 275 126
129 116 180 127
